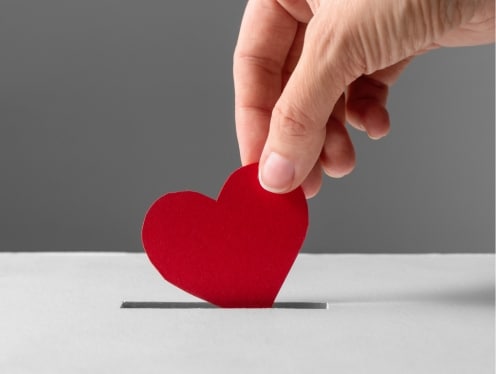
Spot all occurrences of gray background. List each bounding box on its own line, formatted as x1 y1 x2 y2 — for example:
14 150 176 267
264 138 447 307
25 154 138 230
0 1 493 253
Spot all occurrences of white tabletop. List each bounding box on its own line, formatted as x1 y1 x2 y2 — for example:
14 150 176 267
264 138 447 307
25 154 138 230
0 253 494 373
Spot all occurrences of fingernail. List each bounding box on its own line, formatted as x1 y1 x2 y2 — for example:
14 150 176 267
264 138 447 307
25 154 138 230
259 152 295 193
368 134 382 140
368 131 386 140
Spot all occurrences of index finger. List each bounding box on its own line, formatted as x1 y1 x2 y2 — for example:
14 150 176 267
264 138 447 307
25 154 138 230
233 0 298 165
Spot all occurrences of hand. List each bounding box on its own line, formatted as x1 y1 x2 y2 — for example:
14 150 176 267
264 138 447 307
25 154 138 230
234 0 494 197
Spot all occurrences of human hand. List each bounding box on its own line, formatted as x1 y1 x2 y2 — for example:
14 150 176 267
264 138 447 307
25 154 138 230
234 0 494 197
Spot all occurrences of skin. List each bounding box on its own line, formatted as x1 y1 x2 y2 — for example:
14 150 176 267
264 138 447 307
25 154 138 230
233 0 495 198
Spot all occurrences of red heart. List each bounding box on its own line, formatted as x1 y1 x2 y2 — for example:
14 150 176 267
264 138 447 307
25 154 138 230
141 164 308 308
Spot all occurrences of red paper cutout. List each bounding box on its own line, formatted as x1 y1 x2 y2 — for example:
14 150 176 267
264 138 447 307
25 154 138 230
141 164 308 308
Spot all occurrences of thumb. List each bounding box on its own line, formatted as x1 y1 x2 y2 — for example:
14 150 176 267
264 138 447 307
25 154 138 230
258 27 348 193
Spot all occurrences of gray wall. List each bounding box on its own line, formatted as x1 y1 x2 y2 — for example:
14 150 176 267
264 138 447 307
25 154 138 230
0 1 493 253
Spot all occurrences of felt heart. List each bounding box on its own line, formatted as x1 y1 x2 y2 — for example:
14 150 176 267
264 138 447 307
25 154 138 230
141 163 308 308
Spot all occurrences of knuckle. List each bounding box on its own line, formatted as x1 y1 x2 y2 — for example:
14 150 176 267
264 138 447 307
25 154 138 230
273 105 317 140
435 0 465 31
307 11 365 81
233 52 281 78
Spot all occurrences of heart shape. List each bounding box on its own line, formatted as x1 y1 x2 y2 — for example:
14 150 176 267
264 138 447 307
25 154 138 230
141 164 308 308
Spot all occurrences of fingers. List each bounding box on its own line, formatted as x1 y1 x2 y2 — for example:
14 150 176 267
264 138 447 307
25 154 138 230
260 93 355 196
346 76 391 140
346 59 412 139
258 14 352 193
298 94 355 199
282 23 306 89
276 0 313 22
321 95 355 178
301 162 323 199
235 0 474 197
233 0 298 165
